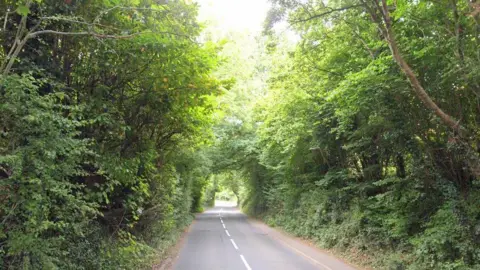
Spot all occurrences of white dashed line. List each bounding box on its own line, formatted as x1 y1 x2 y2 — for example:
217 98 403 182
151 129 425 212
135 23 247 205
240 254 252 270
217 208 250 269
230 239 238 250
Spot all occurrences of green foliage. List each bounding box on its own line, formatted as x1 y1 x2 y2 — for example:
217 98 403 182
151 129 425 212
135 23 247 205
0 74 97 268
203 175 217 207
2 0 480 269
209 0 480 269
0 0 221 268
410 202 478 270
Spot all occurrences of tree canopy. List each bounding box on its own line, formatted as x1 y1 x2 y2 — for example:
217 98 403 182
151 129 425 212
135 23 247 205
1 0 222 268
1 0 480 269
209 0 480 269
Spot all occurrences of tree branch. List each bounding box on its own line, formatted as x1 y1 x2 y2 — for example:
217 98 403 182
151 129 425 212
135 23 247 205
1 1 31 74
2 10 15 30
93 5 169 25
27 30 142 39
366 0 462 134
290 4 363 24
39 16 121 31
451 0 465 64
341 18 376 59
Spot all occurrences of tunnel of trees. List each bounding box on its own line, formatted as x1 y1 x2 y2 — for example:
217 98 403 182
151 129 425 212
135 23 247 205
1 0 479 269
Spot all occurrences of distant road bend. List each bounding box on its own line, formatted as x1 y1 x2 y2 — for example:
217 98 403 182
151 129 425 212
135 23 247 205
173 204 357 270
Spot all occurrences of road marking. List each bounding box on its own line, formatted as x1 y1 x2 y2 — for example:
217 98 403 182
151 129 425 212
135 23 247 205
240 254 252 270
230 239 238 250
222 223 226 229
225 230 231 237
221 219 224 224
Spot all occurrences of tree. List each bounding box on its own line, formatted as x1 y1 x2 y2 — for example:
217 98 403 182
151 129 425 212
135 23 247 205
217 0 480 268
0 0 223 268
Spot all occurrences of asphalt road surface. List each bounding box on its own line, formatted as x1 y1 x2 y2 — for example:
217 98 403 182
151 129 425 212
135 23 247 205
173 205 357 270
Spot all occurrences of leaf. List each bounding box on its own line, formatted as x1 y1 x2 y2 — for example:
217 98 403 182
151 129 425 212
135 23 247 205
55 92 65 101
102 192 110 204
16 5 30 16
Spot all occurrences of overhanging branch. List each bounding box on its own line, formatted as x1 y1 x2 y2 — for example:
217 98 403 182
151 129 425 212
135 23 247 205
291 4 363 24
27 30 143 39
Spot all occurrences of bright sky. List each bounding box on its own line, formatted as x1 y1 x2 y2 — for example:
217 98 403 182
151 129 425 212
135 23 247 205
196 0 271 34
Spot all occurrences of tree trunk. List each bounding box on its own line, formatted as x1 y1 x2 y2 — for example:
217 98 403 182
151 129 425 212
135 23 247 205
362 0 480 179
360 0 463 135
395 154 406 178
380 0 462 134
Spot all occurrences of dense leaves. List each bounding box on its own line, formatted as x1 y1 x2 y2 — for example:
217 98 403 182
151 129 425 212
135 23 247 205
2 0 480 269
0 0 220 269
210 0 480 269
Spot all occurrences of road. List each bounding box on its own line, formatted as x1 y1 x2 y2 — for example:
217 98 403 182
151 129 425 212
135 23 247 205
173 205 357 270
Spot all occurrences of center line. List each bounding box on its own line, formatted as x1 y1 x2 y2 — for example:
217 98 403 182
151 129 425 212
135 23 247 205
230 239 239 250
240 254 252 270
221 220 224 224
225 230 231 237
222 223 226 229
